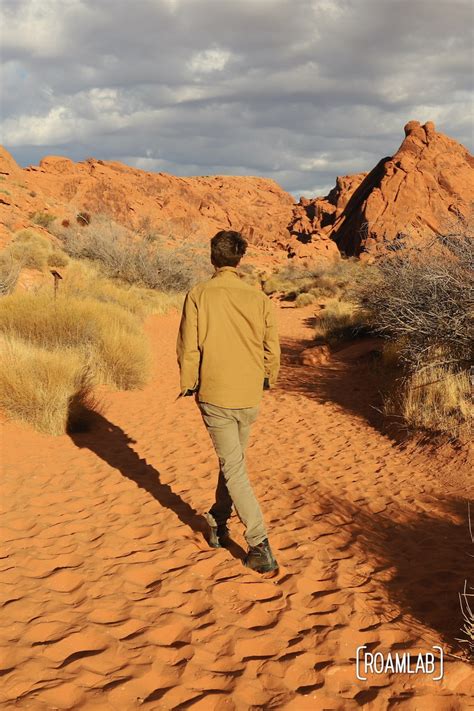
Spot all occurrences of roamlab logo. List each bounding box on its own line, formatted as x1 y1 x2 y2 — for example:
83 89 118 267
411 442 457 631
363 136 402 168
356 646 444 681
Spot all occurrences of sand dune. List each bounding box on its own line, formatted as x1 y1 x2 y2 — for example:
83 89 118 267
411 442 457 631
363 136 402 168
1 303 472 710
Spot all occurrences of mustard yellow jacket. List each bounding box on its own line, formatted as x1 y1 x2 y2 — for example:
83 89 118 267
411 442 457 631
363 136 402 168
176 266 280 408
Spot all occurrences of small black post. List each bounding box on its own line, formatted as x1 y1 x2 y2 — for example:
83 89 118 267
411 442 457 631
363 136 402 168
50 270 63 300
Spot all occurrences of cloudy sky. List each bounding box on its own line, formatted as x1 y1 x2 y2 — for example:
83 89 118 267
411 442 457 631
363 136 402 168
1 0 472 198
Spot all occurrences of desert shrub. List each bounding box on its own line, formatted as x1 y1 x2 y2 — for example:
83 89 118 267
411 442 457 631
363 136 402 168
31 211 56 228
47 250 70 267
295 292 316 308
309 258 377 302
313 298 372 344
0 291 151 390
136 215 161 243
275 263 315 283
62 260 185 316
0 253 21 296
0 230 70 276
0 335 98 435
8 229 51 270
262 262 317 298
53 214 211 292
262 277 283 295
358 218 473 438
262 257 376 304
380 338 408 369
309 278 341 299
359 221 473 372
384 365 471 438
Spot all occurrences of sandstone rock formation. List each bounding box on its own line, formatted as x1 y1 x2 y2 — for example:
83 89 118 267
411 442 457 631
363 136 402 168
291 121 474 257
1 121 472 266
288 174 366 262
0 147 296 267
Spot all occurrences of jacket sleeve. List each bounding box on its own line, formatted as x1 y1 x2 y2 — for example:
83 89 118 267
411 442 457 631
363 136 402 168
263 296 280 387
176 291 200 392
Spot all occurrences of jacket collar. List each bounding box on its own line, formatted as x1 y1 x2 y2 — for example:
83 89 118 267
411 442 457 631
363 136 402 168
212 266 240 278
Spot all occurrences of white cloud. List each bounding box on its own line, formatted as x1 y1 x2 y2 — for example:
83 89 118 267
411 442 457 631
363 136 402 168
188 48 232 74
2 107 80 145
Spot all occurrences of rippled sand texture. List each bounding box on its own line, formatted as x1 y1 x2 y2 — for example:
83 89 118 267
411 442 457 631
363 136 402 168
1 303 472 710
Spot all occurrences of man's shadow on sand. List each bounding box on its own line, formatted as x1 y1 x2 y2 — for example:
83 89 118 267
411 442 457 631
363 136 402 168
67 409 247 561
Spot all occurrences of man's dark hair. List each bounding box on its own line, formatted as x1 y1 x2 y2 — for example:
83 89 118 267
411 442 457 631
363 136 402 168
210 230 248 268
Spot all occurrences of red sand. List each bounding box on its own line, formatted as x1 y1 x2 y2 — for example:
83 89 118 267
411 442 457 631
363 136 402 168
1 303 472 710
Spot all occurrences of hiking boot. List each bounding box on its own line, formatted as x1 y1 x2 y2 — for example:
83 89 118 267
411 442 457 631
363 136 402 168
207 523 230 549
244 538 279 573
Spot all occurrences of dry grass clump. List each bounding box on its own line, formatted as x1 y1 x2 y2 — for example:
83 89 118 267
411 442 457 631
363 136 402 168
7 230 52 269
309 258 376 301
382 362 471 438
380 338 407 369
53 214 211 292
0 255 183 435
1 229 70 273
0 291 151 390
31 211 56 228
314 298 372 343
262 267 314 298
294 292 316 308
262 257 376 304
0 335 98 435
261 257 375 340
47 250 70 267
60 260 185 317
0 252 21 296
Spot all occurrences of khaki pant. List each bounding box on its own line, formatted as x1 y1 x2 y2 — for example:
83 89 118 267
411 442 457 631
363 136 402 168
198 400 268 547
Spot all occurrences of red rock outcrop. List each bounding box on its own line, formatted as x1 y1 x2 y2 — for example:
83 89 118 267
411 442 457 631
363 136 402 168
292 121 474 257
287 173 366 262
0 148 297 268
1 147 341 267
1 121 472 265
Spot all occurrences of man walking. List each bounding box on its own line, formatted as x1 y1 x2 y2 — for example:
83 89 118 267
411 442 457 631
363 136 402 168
176 230 280 574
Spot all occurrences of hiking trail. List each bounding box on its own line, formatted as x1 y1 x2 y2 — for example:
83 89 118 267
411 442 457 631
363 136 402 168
1 303 472 710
